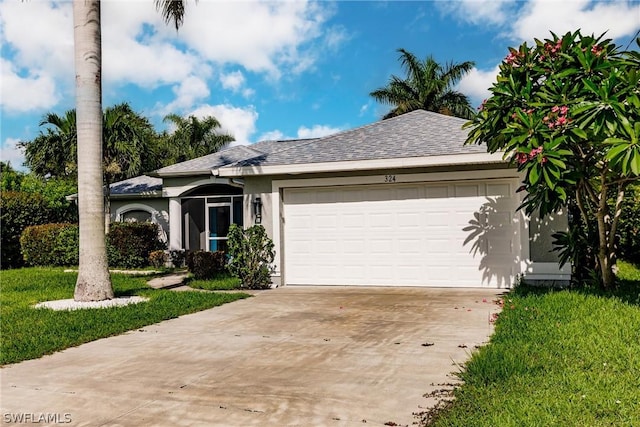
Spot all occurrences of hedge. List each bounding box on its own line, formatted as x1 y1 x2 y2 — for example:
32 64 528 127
20 223 79 266
1 191 66 269
19 222 166 268
107 222 166 269
186 250 226 279
618 184 640 264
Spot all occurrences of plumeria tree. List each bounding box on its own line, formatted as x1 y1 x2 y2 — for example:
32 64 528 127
465 30 640 289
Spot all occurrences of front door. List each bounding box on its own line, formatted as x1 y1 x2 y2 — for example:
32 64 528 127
207 203 231 252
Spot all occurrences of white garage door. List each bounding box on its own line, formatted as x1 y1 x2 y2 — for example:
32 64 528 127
283 180 520 287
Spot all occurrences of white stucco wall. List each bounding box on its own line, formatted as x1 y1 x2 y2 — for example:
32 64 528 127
110 198 169 242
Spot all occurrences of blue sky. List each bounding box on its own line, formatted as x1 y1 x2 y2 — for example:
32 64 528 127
2 0 639 171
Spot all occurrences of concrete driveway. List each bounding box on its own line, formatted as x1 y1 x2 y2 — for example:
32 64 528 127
1 286 504 427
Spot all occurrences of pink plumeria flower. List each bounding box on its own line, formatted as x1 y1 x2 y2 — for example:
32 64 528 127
516 153 528 164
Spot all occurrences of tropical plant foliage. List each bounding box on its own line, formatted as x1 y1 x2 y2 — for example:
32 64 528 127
162 114 234 163
0 162 77 269
465 30 640 288
370 48 475 119
20 104 233 184
227 224 275 289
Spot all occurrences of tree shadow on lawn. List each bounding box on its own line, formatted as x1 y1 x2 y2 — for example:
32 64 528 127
114 287 156 297
515 277 640 307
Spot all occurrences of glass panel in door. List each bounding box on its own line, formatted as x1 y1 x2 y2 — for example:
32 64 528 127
208 205 231 251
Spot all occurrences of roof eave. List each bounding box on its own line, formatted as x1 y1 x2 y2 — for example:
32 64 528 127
151 170 213 178
110 191 163 199
215 152 508 177
66 191 163 201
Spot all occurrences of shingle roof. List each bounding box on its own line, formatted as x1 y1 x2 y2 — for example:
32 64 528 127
110 175 162 196
153 145 260 176
229 110 484 168
107 110 488 196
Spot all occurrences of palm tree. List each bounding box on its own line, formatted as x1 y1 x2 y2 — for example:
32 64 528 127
21 110 77 178
72 0 187 301
103 103 158 184
162 114 234 163
22 103 158 183
370 48 475 120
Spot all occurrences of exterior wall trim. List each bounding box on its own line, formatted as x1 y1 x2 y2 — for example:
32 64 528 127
162 176 240 198
114 203 161 223
218 152 507 177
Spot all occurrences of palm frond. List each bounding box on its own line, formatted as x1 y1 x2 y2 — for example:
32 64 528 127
155 0 186 31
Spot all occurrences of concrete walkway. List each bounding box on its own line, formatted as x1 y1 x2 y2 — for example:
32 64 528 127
1 286 505 427
146 272 190 290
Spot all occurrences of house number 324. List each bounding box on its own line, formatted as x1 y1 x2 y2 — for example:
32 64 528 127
384 175 396 183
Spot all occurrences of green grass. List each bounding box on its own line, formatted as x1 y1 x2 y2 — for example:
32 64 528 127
0 268 250 365
426 262 640 426
187 272 243 290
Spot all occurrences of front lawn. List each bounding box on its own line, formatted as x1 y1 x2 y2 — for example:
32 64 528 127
423 260 640 426
187 272 243 290
0 268 250 365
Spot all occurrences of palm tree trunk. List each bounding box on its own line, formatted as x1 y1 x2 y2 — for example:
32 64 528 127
73 0 113 301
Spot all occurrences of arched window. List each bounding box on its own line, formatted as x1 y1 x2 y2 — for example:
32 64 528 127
121 209 152 223
115 204 167 243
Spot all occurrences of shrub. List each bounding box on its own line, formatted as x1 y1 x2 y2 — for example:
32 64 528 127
20 223 79 266
107 222 166 269
227 224 275 289
149 250 168 269
186 250 226 279
0 191 65 269
169 249 186 268
618 184 640 264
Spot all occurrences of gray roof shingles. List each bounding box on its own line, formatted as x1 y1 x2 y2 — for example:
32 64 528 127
109 110 487 195
153 145 260 175
229 110 485 168
109 175 162 196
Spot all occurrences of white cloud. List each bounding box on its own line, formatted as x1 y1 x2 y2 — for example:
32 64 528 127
456 65 501 106
297 125 341 139
0 59 59 113
324 25 350 50
220 71 245 92
101 1 209 88
259 130 286 142
439 0 640 43
257 124 342 142
512 0 640 42
0 138 26 170
0 1 74 78
159 76 211 115
161 1 333 78
436 0 514 26
219 70 254 98
189 104 258 145
1 0 333 118
0 1 72 113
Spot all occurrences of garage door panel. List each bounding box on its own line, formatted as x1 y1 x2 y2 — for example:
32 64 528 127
426 185 449 198
284 180 519 287
454 183 481 197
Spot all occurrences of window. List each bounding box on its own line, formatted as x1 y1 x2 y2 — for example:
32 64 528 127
121 209 153 223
